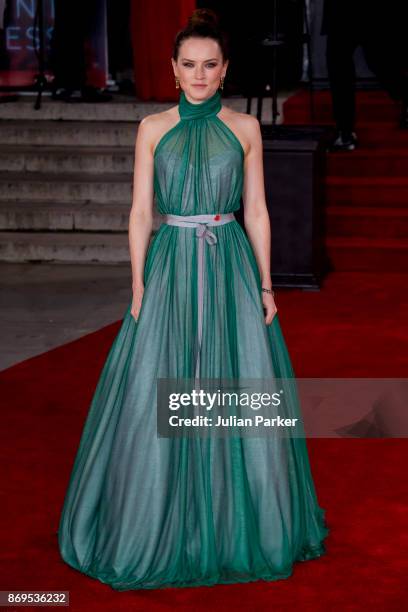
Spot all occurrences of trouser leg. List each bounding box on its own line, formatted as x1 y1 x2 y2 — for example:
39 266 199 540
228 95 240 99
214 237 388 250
362 32 408 104
326 32 358 133
50 0 96 90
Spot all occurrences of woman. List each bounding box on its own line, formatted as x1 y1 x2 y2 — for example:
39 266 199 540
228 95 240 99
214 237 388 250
58 8 329 590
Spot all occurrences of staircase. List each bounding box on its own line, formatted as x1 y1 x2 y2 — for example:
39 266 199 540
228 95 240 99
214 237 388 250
283 89 408 272
0 98 162 263
0 94 250 264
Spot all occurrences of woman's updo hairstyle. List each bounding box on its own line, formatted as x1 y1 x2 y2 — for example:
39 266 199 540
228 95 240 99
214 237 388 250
173 8 229 63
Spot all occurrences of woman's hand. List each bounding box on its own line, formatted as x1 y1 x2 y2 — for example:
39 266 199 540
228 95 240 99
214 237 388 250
262 290 277 325
131 284 145 322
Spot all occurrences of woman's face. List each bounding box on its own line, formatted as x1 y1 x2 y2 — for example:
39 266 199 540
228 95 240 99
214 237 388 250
172 37 228 102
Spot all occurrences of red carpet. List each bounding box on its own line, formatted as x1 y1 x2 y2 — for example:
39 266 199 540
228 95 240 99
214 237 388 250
1 270 408 611
283 89 408 272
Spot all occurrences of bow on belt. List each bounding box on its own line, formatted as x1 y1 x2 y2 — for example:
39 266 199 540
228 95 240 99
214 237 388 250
195 223 218 245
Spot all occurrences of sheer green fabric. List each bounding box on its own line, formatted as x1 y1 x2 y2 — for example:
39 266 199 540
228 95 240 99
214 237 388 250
57 89 329 590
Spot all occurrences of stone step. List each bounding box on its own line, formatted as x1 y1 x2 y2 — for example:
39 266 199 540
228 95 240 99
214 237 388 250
0 171 133 203
0 98 166 122
0 94 247 122
0 201 128 231
0 200 163 232
0 120 138 146
0 145 134 174
0 231 133 263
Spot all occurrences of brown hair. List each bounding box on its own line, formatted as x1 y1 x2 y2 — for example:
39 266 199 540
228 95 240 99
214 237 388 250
172 8 229 62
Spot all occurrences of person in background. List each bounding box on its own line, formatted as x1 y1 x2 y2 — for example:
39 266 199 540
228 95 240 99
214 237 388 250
50 0 112 102
322 0 408 151
107 0 134 94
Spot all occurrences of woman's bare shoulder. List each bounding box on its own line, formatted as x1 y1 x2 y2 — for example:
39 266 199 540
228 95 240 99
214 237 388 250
137 106 181 154
219 105 260 155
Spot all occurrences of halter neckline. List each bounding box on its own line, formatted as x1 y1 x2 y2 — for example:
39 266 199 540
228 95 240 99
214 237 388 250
178 89 222 120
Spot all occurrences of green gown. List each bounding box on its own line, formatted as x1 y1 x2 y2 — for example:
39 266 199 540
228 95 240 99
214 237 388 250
57 88 329 590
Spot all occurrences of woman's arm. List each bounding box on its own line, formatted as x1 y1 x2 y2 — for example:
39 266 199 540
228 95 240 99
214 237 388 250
241 115 277 323
129 116 155 288
241 115 272 285
128 116 155 319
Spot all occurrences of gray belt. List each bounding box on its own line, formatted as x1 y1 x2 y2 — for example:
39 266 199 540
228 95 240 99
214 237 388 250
164 212 236 382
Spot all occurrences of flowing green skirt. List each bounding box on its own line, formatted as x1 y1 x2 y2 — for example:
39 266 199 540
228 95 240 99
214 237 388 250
57 220 329 590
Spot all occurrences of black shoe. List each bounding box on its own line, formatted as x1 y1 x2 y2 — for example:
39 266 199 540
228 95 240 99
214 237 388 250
328 130 358 152
400 102 408 129
80 87 113 103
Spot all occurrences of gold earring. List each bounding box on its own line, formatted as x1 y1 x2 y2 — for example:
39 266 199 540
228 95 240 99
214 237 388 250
219 76 225 91
175 77 180 89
